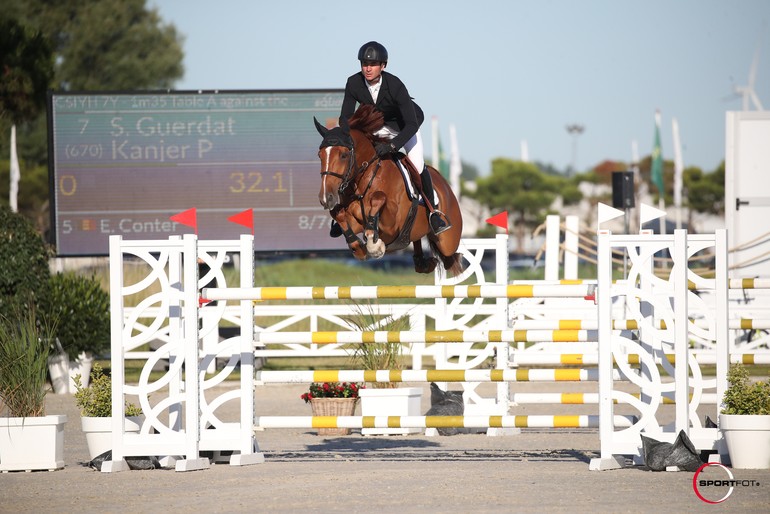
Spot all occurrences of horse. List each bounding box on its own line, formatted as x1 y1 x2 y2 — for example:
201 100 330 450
314 105 463 275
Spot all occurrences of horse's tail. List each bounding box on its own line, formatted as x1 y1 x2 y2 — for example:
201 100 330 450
445 253 464 277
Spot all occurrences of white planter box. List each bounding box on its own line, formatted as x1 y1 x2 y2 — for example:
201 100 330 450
0 415 67 471
359 387 423 435
81 416 143 460
719 414 770 469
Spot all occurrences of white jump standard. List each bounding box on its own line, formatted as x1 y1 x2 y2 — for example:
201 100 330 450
105 227 754 472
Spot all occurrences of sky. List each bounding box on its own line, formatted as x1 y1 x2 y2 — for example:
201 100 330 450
151 0 770 175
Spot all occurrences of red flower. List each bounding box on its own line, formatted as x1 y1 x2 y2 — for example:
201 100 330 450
301 382 363 402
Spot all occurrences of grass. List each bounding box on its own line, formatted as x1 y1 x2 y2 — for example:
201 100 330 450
254 258 436 287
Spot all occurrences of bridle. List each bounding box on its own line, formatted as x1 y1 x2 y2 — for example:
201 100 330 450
320 142 382 202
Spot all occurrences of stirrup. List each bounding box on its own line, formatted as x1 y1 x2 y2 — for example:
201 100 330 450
429 211 451 235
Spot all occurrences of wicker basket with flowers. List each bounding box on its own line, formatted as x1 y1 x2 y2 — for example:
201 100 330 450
301 382 363 435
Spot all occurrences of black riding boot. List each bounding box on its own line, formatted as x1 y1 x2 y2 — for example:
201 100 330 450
420 169 451 235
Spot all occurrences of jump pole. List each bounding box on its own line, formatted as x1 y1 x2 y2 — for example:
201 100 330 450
201 283 597 302
255 329 598 345
255 414 636 430
256 368 608 384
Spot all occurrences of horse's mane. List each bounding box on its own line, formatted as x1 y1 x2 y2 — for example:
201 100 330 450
348 105 385 141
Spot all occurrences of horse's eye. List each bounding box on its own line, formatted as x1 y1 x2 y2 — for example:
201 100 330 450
340 152 350 159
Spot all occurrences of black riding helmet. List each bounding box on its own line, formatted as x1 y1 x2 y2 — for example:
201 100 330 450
358 41 388 63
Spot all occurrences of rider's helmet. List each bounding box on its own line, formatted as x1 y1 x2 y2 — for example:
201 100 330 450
358 41 388 63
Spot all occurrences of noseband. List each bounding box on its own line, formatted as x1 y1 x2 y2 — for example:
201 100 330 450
320 142 379 199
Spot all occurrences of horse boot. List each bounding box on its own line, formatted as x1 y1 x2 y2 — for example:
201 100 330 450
329 220 343 238
420 169 451 235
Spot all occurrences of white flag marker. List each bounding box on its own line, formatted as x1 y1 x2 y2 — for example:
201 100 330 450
639 202 666 228
598 202 625 225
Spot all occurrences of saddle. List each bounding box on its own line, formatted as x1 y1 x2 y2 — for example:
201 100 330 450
391 154 435 208
383 155 421 252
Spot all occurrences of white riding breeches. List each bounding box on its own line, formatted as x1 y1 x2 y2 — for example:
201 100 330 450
373 127 425 173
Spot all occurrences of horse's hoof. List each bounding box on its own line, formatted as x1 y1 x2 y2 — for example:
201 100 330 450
413 256 438 274
366 238 386 259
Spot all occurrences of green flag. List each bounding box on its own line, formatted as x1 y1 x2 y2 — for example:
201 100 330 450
651 111 664 194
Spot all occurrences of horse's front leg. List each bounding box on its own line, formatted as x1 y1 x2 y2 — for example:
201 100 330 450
332 209 367 260
364 192 387 259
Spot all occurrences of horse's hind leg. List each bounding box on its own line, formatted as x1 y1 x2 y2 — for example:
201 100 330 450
412 239 437 274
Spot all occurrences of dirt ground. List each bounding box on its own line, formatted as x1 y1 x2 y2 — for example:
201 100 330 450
1 382 768 513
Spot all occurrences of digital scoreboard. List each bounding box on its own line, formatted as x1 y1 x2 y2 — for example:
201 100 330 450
47 90 344 256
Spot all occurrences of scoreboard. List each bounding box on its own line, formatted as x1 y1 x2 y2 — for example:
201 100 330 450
47 90 344 256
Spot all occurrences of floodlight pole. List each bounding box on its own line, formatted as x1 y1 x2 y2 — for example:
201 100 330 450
566 124 585 176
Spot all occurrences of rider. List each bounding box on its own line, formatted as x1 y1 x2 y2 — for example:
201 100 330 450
329 41 450 237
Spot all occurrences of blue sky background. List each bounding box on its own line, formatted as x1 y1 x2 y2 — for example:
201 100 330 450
152 0 770 175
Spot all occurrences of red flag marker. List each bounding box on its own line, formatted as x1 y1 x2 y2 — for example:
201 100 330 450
486 211 508 233
170 208 198 234
227 208 254 235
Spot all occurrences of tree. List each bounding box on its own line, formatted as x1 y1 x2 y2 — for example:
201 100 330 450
469 159 568 253
58 1 184 90
1 0 184 226
684 163 725 228
0 18 53 220
460 160 479 181
534 161 564 176
0 18 53 125
10 0 184 91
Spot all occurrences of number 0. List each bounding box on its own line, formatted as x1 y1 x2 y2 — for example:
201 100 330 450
60 175 77 196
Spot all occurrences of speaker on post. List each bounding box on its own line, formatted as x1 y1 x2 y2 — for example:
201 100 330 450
612 171 635 209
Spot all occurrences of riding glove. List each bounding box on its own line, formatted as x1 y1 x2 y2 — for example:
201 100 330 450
375 142 396 158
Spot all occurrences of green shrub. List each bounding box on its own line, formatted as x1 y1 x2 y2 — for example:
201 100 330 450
0 205 51 312
41 272 110 360
73 362 141 417
721 363 770 415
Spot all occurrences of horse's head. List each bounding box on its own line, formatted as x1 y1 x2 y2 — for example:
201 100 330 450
314 118 355 210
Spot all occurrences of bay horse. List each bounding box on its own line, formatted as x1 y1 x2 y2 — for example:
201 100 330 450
314 105 463 275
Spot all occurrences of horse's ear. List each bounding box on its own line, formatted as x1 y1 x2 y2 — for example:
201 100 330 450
313 117 329 137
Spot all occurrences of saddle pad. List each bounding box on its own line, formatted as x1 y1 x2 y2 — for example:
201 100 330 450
394 159 437 206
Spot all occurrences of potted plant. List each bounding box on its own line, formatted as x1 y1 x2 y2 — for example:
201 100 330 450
347 303 423 435
41 272 110 394
718 363 770 469
0 307 66 472
73 362 143 460
301 382 362 436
